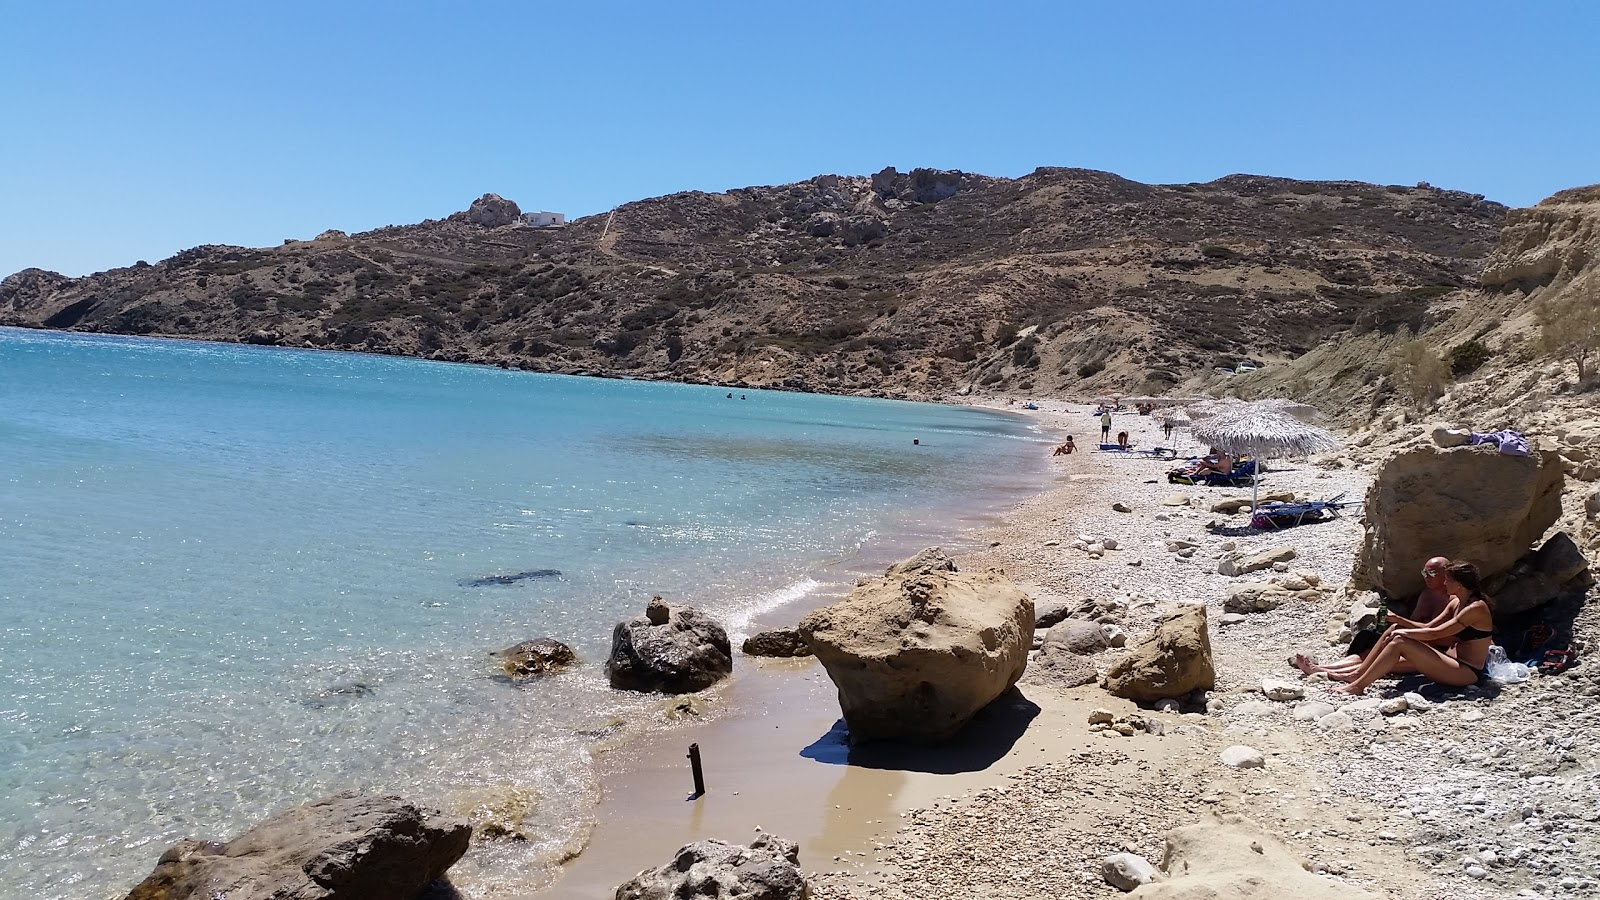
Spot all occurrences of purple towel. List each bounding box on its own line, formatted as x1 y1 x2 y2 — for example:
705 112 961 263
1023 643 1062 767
1468 429 1530 456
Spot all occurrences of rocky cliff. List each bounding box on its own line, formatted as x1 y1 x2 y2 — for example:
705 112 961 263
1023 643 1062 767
1 167 1507 400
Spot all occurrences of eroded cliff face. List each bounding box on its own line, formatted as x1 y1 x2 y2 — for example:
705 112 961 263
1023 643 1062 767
1480 185 1600 291
0 167 1506 400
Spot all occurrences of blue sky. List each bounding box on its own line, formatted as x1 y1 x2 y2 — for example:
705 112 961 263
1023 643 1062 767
2 1 1596 277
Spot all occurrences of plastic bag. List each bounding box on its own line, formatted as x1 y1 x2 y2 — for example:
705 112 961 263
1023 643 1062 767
1484 644 1531 684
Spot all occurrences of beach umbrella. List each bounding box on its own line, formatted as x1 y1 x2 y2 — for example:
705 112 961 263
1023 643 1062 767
1189 406 1342 515
1184 397 1248 420
1248 397 1325 423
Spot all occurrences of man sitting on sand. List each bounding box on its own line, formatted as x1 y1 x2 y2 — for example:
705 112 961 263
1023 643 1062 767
1294 556 1456 678
1052 436 1076 456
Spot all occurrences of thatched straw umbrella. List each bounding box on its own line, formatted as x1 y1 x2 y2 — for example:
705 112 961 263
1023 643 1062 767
1189 406 1342 513
1249 397 1324 423
1184 397 1248 420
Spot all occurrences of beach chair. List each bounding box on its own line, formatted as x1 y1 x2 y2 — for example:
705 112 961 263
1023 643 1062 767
1097 443 1135 453
1167 458 1257 487
1135 447 1179 460
1249 492 1353 529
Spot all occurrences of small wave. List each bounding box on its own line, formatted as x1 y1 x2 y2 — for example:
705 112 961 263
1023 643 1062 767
721 576 825 640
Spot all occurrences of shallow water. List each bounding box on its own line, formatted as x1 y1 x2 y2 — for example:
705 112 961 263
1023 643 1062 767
0 328 1046 897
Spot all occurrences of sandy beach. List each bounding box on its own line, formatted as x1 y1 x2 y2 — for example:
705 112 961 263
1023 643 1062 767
537 399 1600 900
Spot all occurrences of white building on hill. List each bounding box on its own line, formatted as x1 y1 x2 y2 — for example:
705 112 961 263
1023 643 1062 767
522 211 566 228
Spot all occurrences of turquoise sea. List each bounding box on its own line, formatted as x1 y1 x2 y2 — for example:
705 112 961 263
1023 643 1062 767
0 327 1046 898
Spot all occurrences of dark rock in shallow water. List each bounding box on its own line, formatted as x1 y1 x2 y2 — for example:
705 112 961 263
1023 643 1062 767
302 681 374 709
606 603 732 693
498 637 577 678
741 628 812 657
458 569 561 587
122 791 469 900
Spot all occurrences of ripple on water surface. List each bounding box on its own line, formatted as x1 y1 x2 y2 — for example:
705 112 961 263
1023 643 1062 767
0 328 1047 897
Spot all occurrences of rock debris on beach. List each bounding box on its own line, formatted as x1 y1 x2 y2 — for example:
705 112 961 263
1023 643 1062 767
810 401 1600 900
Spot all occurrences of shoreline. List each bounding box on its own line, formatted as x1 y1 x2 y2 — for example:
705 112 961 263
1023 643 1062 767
536 398 1574 900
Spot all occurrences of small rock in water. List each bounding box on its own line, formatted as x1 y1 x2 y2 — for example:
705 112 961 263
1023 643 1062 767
1220 745 1265 769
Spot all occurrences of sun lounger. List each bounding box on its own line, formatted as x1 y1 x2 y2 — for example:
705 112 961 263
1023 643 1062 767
1249 492 1353 529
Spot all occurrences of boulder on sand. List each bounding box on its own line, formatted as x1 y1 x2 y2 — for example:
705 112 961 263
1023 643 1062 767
613 833 808 900
1492 531 1592 616
1353 443 1563 599
122 792 470 900
798 548 1033 744
606 601 733 693
1133 813 1376 899
1101 606 1215 702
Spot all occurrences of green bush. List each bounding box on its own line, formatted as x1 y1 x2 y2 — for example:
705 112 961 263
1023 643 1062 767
1448 339 1491 377
1077 359 1105 378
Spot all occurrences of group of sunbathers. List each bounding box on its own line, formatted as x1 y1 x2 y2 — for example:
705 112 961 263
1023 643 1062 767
1292 556 1496 695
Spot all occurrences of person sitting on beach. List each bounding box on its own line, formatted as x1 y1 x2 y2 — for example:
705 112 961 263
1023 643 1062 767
1116 430 1130 449
1319 561 1495 695
1171 448 1232 477
1294 557 1456 678
1052 436 1076 456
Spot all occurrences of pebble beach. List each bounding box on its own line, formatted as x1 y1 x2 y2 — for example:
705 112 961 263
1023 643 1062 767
537 398 1599 900
801 401 1600 900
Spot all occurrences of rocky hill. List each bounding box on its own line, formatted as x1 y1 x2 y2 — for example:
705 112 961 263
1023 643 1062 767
1234 184 1600 428
0 167 1508 400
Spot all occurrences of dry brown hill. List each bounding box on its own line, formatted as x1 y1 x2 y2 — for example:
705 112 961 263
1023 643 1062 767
1232 183 1600 429
0 167 1507 400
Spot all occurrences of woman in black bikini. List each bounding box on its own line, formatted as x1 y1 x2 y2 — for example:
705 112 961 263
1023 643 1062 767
1332 561 1494 696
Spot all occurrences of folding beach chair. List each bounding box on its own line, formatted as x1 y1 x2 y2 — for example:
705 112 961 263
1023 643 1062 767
1249 492 1353 529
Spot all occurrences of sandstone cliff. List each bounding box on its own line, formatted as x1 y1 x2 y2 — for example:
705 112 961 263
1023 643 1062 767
0 166 1504 400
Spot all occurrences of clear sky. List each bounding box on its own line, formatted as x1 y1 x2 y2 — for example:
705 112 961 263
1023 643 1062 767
2 1 1596 278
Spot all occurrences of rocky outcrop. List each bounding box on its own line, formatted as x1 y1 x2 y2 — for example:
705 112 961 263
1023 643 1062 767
122 792 470 900
1101 605 1215 702
1353 444 1564 599
798 548 1033 744
1133 814 1376 899
462 193 522 228
1493 531 1592 616
605 601 732 694
613 833 808 900
499 637 577 678
741 628 812 657
1480 184 1600 290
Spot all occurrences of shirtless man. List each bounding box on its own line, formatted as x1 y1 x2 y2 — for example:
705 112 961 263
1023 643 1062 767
1295 556 1454 677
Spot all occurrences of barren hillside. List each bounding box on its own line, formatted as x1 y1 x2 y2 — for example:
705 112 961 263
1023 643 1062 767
1 166 1507 400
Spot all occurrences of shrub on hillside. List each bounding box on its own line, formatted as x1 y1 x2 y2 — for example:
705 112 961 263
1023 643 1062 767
1447 339 1491 377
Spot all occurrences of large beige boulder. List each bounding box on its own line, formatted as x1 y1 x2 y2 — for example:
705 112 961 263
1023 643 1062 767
798 548 1033 744
1131 814 1375 899
1353 444 1563 598
1102 606 1214 702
